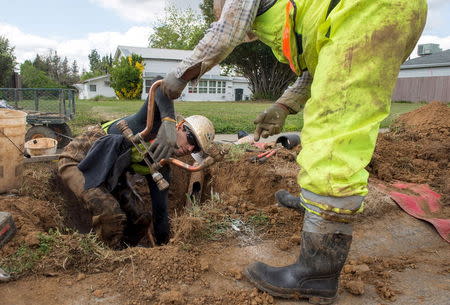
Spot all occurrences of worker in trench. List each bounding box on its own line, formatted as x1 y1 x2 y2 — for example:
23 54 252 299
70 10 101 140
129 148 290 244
151 0 427 303
58 80 215 249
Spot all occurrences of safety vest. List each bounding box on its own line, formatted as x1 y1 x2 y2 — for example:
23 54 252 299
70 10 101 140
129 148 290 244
253 0 340 75
101 120 151 175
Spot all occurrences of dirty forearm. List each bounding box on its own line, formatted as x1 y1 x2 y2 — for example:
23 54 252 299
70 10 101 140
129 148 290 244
276 72 313 114
176 0 261 81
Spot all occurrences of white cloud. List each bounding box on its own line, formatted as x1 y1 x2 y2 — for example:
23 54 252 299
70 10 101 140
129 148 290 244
0 22 152 73
90 0 166 24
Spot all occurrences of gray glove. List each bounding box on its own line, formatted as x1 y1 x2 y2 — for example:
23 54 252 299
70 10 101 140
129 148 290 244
254 103 289 141
161 71 188 99
149 120 177 161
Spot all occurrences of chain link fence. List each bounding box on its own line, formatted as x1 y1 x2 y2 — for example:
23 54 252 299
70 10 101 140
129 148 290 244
0 88 76 124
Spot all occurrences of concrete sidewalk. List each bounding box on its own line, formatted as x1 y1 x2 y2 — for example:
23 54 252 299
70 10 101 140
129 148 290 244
215 128 389 144
214 132 300 144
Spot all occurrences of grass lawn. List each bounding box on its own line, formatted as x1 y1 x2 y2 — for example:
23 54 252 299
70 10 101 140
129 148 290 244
69 99 426 135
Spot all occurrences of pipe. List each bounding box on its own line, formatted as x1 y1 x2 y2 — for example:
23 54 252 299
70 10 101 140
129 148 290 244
138 79 162 140
157 156 215 172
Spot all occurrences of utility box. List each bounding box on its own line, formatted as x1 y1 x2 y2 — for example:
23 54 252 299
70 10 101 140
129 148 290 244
0 212 16 248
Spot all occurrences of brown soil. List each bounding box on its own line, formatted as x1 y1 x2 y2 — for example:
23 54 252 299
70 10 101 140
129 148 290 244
1 103 450 305
369 102 450 203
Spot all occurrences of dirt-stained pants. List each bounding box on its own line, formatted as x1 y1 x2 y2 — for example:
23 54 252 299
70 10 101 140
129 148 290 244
58 126 126 246
297 0 427 202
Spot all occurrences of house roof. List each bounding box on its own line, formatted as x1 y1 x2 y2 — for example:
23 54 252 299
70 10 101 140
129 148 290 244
115 46 192 61
402 49 450 69
81 74 110 83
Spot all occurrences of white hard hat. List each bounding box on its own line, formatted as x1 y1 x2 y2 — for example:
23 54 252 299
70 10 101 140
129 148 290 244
183 115 215 152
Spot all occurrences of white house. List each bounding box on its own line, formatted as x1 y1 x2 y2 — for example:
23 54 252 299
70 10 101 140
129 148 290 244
74 74 115 100
76 46 252 101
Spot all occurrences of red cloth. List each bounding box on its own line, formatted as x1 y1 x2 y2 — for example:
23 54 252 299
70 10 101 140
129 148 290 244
379 182 450 243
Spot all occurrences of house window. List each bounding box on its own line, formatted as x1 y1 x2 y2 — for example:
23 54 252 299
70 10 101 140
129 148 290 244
145 79 154 94
104 81 110 86
208 81 216 93
218 81 226 94
188 81 198 93
89 85 97 92
199 80 208 93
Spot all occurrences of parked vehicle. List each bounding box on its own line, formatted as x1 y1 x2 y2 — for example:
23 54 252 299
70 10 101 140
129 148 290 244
0 88 76 148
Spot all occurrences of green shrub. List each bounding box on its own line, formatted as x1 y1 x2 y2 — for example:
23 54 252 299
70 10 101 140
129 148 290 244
110 54 144 100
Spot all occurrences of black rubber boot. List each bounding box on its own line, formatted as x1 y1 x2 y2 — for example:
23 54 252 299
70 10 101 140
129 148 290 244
245 231 352 305
275 189 304 211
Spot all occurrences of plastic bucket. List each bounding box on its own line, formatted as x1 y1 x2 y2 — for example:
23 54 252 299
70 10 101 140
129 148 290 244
0 109 27 193
25 138 57 156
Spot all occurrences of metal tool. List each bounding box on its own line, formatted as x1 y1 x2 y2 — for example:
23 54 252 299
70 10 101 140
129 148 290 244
117 120 169 191
0 128 30 158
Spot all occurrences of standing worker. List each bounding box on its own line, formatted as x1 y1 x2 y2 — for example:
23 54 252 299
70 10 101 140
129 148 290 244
153 0 427 303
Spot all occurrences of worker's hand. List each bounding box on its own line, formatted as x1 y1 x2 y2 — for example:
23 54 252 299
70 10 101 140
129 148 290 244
205 143 229 162
161 71 188 99
254 103 289 141
149 120 177 161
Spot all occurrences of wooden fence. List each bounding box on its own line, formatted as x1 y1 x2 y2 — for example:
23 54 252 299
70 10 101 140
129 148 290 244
392 76 450 102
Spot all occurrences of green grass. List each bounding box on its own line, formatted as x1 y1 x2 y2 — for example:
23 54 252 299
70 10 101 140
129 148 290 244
69 99 427 135
0 230 57 274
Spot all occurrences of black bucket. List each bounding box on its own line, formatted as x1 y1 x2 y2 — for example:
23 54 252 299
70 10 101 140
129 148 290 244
276 134 300 149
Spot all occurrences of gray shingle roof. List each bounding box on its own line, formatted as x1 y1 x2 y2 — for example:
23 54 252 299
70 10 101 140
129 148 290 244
403 49 450 66
115 46 192 61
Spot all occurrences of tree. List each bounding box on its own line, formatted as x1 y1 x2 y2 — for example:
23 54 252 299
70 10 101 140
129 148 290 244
70 60 80 84
149 6 206 50
222 41 296 99
199 0 215 26
88 49 101 73
20 60 60 88
110 54 145 100
82 50 113 80
30 50 80 86
0 36 16 87
200 0 296 99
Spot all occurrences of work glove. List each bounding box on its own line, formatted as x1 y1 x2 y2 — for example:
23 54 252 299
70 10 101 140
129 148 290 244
254 103 289 141
161 71 188 99
92 212 126 248
149 120 177 162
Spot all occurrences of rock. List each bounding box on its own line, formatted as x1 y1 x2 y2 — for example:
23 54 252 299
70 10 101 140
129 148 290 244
92 289 105 298
76 273 86 281
343 264 370 274
345 280 365 295
24 231 40 246
229 267 243 280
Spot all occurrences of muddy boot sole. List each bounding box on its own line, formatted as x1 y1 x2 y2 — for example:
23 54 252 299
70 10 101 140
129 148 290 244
244 268 337 305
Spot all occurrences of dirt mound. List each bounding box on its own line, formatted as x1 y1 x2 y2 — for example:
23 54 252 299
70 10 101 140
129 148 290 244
397 101 450 135
369 102 450 201
0 196 61 257
207 149 299 207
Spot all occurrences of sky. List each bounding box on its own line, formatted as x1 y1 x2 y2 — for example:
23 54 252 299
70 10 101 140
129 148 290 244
0 0 449 72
